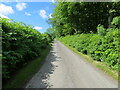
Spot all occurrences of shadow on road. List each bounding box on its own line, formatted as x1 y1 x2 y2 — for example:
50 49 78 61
39 44 62 88
26 44 61 88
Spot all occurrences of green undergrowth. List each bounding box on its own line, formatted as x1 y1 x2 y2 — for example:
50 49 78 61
60 41 118 80
1 18 53 80
3 47 50 88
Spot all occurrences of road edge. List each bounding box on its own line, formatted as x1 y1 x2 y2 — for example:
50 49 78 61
58 40 118 81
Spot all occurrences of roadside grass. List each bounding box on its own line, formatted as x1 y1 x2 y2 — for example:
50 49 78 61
60 41 118 81
3 47 51 88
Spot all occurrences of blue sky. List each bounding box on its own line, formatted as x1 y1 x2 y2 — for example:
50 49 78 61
0 2 55 33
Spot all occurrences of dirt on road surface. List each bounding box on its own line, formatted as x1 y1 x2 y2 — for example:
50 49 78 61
25 40 118 88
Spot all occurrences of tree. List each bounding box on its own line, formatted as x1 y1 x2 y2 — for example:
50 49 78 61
48 2 119 37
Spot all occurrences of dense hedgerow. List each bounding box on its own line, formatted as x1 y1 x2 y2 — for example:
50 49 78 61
1 18 52 80
59 17 119 71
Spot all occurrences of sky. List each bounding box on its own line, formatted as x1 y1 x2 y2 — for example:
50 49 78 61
0 1 56 33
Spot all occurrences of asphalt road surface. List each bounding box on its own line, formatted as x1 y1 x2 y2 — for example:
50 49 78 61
25 40 118 88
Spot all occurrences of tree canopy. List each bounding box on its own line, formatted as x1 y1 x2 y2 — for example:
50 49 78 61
48 2 120 37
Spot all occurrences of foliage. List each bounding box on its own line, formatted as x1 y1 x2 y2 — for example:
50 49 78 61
59 17 119 70
111 16 120 28
48 2 120 37
48 2 119 71
1 18 51 80
45 28 56 40
97 25 107 36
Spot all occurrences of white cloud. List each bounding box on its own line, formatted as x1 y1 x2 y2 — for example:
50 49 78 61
52 0 55 3
39 10 47 18
0 4 14 15
25 12 31 16
0 14 9 19
34 26 42 30
16 3 27 11
49 13 52 18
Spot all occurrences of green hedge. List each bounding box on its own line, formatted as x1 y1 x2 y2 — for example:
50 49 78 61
59 25 119 71
1 18 51 80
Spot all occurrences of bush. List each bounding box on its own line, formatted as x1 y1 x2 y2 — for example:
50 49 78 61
59 17 119 70
1 18 51 80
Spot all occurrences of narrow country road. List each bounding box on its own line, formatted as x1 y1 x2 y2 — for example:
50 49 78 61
25 40 118 88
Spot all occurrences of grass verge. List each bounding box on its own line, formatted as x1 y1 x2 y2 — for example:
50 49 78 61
4 47 50 88
59 41 118 80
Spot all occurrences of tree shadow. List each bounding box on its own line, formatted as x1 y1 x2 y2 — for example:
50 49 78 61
25 44 61 88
